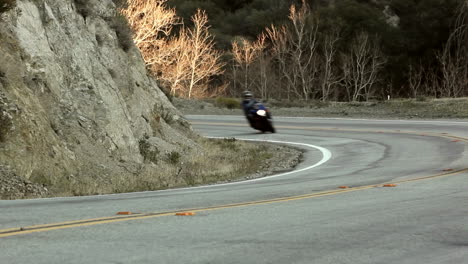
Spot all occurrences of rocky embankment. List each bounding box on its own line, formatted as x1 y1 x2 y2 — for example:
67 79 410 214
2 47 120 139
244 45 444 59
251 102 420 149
0 0 196 199
0 0 304 200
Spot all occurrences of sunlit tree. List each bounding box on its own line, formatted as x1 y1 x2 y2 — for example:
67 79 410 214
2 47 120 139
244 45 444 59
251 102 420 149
122 0 180 67
122 1 224 98
266 1 319 101
231 37 262 91
185 9 225 98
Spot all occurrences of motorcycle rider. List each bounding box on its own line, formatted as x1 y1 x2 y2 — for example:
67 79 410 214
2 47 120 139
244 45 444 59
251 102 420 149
241 91 258 126
241 90 275 133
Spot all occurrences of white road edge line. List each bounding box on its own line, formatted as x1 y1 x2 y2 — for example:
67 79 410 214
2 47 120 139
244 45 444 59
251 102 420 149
146 137 332 192
124 137 332 191
204 137 332 185
12 138 332 201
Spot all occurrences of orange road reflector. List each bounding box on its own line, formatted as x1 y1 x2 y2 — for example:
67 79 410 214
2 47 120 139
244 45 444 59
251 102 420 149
175 212 196 216
443 168 454 172
117 211 132 215
338 186 349 189
383 184 397 187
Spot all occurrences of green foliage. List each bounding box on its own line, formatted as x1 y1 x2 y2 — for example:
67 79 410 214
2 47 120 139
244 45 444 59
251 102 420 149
111 0 128 9
168 0 294 49
0 0 15 14
416 96 429 102
73 0 93 18
388 0 460 56
213 137 239 151
318 0 393 46
167 151 181 165
215 97 239 109
72 0 134 52
0 110 12 142
0 109 11 144
139 138 160 163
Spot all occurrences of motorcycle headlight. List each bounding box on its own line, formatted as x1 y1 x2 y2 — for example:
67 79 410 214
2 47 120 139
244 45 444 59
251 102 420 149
257 110 267 117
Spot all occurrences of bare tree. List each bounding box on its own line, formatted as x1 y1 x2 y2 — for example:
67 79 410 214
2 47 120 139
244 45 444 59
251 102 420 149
266 1 320 101
231 33 271 99
320 29 341 101
342 32 386 102
267 25 294 100
408 62 424 98
122 0 180 66
253 33 271 99
287 2 320 100
231 37 262 92
185 9 225 98
438 1 468 97
123 4 224 98
421 67 441 98
157 31 191 96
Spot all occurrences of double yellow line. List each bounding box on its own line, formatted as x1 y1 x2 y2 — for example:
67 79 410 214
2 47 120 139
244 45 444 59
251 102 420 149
1 124 467 238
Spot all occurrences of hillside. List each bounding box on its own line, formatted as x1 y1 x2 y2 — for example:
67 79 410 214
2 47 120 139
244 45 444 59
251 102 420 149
0 0 302 199
0 0 198 198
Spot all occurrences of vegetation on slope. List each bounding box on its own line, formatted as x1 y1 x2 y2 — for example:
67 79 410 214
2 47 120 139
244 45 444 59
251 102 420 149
123 0 467 101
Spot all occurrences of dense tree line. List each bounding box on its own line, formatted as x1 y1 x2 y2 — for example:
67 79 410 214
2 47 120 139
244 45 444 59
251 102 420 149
3 0 466 100
125 0 467 100
0 0 16 14
166 0 299 49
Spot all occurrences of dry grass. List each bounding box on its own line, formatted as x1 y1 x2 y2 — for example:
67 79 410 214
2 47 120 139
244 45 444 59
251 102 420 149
214 97 240 109
177 138 275 186
39 137 299 197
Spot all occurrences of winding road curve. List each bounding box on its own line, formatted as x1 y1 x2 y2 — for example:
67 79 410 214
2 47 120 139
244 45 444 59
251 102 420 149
1 115 467 264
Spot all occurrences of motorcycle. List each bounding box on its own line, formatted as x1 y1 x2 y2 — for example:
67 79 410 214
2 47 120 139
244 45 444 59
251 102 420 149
245 102 276 133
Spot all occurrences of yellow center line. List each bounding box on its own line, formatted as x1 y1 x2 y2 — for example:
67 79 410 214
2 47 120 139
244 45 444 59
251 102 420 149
1 123 466 238
1 168 467 238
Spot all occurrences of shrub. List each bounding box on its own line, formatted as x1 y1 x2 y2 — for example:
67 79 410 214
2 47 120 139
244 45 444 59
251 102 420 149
416 96 429 102
167 151 181 165
215 97 239 109
108 13 134 52
212 138 238 151
138 138 159 163
157 80 174 102
0 109 12 142
73 0 93 18
73 0 134 52
0 0 15 14
111 0 127 9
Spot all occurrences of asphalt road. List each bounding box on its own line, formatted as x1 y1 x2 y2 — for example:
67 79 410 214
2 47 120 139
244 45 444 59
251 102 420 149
1 115 467 264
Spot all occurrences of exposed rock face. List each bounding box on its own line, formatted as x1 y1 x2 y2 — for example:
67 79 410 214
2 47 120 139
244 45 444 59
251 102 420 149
0 0 196 198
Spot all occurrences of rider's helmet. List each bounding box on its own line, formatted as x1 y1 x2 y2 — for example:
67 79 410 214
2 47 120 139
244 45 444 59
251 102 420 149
242 90 253 100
